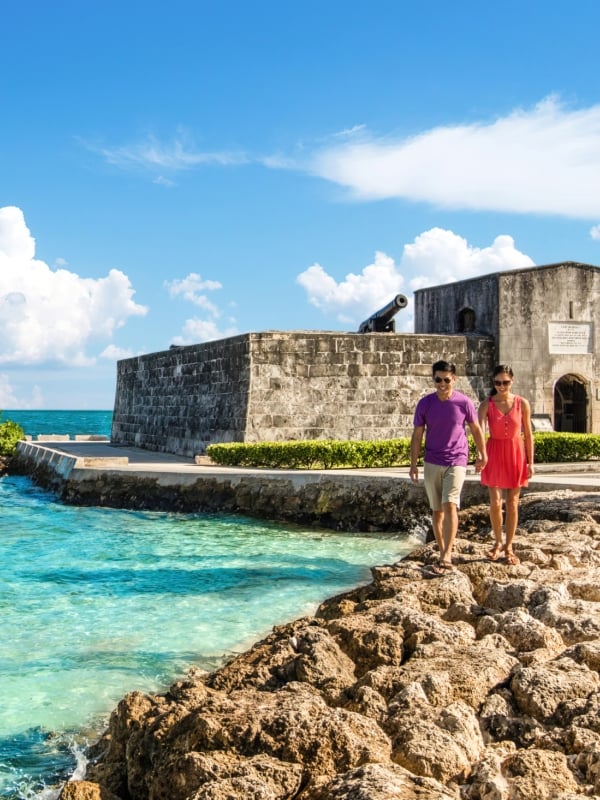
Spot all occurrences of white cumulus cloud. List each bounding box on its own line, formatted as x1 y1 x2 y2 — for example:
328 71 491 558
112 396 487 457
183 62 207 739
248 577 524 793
99 344 137 361
0 373 43 409
170 317 238 346
165 271 237 344
405 229 535 290
297 251 406 325
591 224 600 241
304 96 600 219
0 374 20 408
296 228 534 330
0 206 148 366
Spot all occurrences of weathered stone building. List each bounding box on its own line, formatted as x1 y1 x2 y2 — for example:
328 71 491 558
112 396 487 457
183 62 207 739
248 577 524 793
111 261 599 456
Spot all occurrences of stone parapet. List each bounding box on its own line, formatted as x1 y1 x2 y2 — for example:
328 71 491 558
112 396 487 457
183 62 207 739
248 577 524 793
111 331 495 457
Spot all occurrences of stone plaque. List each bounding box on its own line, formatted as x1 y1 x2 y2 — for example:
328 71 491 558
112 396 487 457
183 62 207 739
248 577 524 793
548 322 592 354
531 414 554 432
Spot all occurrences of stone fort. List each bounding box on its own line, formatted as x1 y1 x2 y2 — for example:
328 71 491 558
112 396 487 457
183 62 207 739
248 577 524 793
111 261 600 457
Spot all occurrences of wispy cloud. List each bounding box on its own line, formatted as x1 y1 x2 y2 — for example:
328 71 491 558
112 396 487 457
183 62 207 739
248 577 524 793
165 273 223 314
303 96 600 219
88 130 248 173
86 96 600 219
153 175 176 188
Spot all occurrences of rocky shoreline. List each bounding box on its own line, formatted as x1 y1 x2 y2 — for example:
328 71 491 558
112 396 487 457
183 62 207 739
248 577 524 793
56 490 600 800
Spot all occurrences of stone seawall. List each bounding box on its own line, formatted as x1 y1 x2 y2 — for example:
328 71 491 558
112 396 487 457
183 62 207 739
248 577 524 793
10 441 495 533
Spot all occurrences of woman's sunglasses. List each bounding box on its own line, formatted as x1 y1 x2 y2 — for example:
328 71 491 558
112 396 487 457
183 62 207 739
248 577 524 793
434 376 452 384
494 379 511 386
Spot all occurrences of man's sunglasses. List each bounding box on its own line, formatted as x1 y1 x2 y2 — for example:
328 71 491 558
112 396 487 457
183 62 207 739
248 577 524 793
494 380 511 386
434 376 452 384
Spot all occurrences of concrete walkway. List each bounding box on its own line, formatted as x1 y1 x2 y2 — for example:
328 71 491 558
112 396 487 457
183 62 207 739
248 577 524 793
19 438 600 493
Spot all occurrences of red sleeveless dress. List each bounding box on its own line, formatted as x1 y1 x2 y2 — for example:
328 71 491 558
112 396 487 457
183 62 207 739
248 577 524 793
481 395 528 489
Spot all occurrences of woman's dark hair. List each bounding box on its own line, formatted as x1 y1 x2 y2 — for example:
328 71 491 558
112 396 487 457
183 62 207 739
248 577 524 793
489 364 514 396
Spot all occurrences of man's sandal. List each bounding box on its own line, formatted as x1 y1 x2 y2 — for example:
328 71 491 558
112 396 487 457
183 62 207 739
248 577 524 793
505 549 520 565
431 561 454 575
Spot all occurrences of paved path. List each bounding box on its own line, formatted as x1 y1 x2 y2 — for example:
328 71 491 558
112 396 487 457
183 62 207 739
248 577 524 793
25 439 600 492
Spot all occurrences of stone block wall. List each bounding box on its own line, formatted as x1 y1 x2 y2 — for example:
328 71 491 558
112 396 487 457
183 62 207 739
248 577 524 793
415 273 500 337
112 335 252 456
111 331 495 457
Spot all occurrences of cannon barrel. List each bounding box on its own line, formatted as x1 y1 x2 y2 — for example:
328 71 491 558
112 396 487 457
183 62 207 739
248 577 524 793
358 293 408 333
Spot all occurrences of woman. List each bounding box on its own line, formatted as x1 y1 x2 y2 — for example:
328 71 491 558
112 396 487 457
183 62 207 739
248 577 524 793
478 365 534 565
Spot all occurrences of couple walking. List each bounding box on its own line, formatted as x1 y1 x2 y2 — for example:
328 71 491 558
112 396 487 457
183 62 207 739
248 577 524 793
409 360 534 575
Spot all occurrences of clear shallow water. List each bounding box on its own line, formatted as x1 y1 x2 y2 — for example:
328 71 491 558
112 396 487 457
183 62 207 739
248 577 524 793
0 412 420 799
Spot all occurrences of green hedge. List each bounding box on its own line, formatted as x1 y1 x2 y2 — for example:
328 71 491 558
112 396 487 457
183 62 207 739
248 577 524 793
208 432 600 470
0 415 25 456
531 432 600 463
207 438 412 470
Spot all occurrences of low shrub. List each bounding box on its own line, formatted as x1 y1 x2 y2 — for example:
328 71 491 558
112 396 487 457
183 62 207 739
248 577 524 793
533 432 600 462
0 415 26 456
207 438 412 470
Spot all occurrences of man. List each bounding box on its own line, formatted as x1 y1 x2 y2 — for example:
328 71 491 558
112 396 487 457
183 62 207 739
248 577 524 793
409 360 487 575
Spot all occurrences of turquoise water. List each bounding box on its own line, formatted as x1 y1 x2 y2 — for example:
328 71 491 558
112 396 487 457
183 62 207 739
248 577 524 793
0 412 419 799
1 411 113 440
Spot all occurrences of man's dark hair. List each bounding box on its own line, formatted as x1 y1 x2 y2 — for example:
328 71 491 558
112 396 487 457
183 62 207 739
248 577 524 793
432 360 456 375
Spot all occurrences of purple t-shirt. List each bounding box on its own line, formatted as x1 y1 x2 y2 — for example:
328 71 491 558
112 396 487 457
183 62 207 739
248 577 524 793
413 390 477 467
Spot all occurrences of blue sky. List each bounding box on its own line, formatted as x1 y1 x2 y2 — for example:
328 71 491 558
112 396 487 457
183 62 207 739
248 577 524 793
1 0 600 410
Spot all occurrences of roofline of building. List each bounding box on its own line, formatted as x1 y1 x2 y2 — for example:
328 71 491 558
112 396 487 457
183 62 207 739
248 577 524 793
413 260 600 295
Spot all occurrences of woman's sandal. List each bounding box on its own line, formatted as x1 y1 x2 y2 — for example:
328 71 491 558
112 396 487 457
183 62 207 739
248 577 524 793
486 543 504 561
505 549 520 566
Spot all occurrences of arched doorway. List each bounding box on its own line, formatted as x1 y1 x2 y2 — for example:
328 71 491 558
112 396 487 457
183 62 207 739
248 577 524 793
554 374 589 432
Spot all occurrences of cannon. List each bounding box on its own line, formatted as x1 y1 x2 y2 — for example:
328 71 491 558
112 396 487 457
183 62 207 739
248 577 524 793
358 293 408 333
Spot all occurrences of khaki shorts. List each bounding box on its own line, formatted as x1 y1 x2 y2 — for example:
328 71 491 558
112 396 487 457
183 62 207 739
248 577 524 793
423 463 467 510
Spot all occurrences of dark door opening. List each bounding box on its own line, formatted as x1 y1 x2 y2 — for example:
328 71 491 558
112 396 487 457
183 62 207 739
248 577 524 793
554 374 588 432
457 307 476 333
